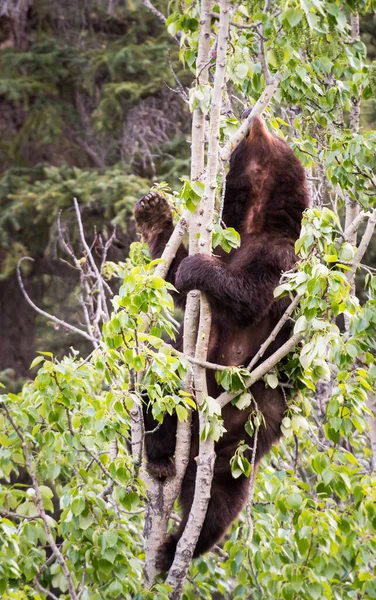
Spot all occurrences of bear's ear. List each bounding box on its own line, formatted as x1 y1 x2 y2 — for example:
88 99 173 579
241 106 252 119
240 114 274 147
248 116 273 142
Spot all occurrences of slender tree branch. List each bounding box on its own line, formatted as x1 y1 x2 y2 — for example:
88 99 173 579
165 342 229 371
342 210 371 244
129 376 144 476
248 294 302 370
142 0 167 23
256 0 274 85
218 333 303 408
154 216 189 279
244 404 261 594
220 72 283 162
344 10 361 313
73 198 110 321
57 211 101 345
17 257 98 345
210 11 257 29
0 508 41 521
346 209 376 282
34 579 60 600
366 393 376 471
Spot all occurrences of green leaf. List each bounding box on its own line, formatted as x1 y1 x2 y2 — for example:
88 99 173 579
79 514 94 530
29 356 44 369
285 8 303 27
72 497 86 516
235 393 253 410
286 493 302 510
176 405 188 421
266 373 278 389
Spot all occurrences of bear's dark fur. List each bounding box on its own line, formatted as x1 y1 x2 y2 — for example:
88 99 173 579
134 117 309 571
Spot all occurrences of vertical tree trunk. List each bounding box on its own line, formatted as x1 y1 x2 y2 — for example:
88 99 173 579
0 275 36 380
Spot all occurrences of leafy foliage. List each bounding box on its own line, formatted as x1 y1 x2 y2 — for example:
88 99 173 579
1 0 376 598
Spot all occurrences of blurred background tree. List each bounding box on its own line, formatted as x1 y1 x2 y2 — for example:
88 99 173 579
0 2 375 599
0 0 191 385
0 0 375 384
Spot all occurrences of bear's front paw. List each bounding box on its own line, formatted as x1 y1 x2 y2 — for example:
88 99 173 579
146 456 176 480
134 192 172 229
175 255 213 293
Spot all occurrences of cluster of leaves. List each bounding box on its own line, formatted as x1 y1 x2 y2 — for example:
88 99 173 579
2 199 375 599
0 353 146 598
1 0 376 599
0 240 195 599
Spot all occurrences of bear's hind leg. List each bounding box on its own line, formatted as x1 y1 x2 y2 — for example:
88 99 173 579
144 409 177 479
192 473 249 558
156 465 249 572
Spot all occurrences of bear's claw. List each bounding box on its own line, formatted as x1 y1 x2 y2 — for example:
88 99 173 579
134 192 172 227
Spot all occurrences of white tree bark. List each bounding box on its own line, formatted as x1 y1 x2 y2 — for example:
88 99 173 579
367 394 376 471
165 1 231 597
143 0 213 587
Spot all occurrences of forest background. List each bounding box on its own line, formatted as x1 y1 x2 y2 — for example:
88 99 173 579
0 0 376 599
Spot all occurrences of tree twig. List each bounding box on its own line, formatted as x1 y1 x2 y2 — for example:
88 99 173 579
34 578 60 600
154 216 189 280
142 0 167 23
17 257 98 345
342 210 370 244
346 209 376 282
73 198 110 321
220 72 283 162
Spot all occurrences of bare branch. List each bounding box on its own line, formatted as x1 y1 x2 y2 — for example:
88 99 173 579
210 11 258 30
34 579 60 600
256 0 274 85
166 342 229 371
244 400 261 593
142 0 167 23
0 508 41 521
347 208 376 282
73 198 110 321
155 216 189 279
17 257 98 345
220 72 283 162
57 211 101 345
342 210 371 244
129 396 144 475
366 393 376 471
344 10 361 322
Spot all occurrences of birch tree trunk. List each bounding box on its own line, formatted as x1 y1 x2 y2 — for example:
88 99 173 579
143 0 213 587
165 1 231 596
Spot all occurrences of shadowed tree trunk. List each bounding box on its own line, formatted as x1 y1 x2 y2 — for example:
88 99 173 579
0 274 36 378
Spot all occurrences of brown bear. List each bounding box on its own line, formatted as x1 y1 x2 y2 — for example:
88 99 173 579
134 116 309 571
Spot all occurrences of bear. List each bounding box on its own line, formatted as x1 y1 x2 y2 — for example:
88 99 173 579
134 116 309 571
